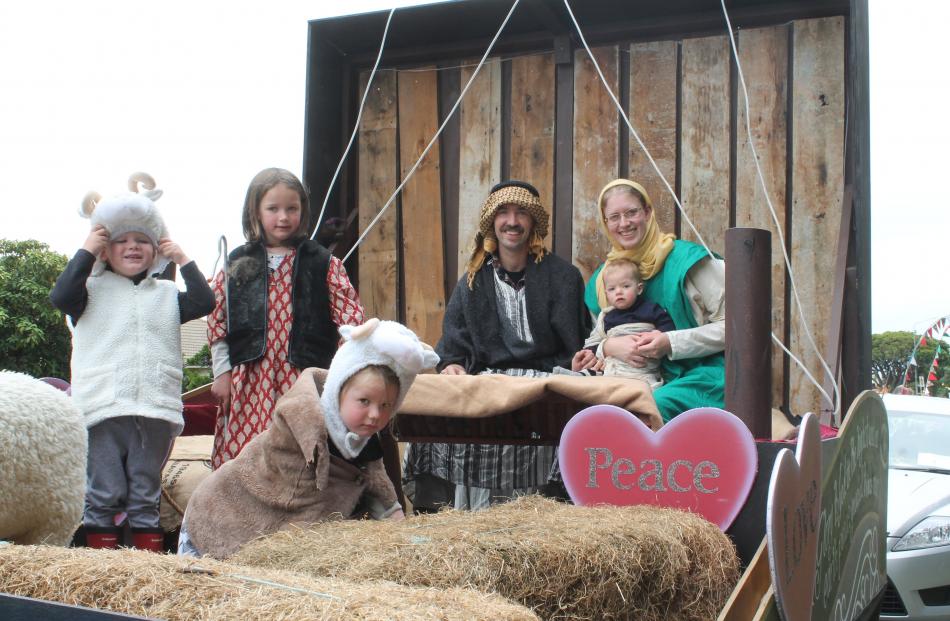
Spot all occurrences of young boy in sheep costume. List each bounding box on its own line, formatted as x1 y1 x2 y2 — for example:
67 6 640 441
0 371 87 545
180 319 439 559
49 173 214 551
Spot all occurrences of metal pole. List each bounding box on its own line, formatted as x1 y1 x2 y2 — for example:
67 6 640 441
725 227 772 439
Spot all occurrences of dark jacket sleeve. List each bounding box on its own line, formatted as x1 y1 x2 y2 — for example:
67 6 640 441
49 249 96 324
434 276 476 372
546 257 593 370
178 261 215 324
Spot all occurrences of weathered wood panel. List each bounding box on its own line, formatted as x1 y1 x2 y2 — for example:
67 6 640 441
790 17 845 417
510 53 556 248
734 25 789 410
398 68 446 347
357 69 399 321
680 35 731 255
572 46 619 281
458 59 502 279
628 41 678 235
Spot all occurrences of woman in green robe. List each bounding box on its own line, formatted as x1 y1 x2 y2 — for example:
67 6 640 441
573 179 725 422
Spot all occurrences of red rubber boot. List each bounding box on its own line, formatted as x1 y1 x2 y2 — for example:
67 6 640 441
131 527 166 553
84 526 122 549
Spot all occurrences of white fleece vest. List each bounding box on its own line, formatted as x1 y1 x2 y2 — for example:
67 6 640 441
70 271 184 434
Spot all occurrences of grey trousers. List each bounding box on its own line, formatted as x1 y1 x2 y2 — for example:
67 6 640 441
85 416 175 529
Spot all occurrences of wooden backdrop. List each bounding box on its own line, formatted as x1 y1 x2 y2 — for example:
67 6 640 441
354 17 844 418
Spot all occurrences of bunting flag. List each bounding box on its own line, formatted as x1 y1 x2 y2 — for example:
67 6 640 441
929 371 938 382
921 337 928 347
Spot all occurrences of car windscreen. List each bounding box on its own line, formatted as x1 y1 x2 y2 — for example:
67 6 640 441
888 410 950 472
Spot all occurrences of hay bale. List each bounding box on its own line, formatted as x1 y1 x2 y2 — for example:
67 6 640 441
0 544 538 620
233 496 739 620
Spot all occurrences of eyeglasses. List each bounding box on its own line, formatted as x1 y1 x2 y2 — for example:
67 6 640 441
604 207 644 226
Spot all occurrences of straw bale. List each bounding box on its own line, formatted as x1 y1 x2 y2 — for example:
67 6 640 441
0 544 537 620
233 496 740 620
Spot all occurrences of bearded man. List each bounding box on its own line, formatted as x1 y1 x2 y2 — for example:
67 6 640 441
403 180 591 510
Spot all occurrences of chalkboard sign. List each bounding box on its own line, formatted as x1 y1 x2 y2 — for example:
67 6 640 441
812 391 888 620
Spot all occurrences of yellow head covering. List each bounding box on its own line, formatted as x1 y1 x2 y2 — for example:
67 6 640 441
594 179 676 308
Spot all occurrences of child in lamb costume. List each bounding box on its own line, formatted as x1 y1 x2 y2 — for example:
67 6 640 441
49 173 214 551
179 319 439 559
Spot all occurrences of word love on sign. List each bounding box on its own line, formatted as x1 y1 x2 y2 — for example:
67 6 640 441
767 412 822 621
559 405 757 530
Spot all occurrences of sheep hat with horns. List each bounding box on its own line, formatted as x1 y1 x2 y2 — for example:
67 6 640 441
80 172 170 275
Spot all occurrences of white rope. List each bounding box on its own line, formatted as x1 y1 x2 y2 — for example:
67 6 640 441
720 0 840 417
560 0 714 260
313 8 396 239
342 0 522 263
772 332 834 412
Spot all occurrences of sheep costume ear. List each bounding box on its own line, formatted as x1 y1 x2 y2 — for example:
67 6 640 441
321 319 440 424
79 173 171 276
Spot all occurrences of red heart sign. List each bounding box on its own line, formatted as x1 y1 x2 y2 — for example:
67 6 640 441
559 405 757 530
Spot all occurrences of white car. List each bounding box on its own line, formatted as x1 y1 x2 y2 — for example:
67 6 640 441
880 394 950 619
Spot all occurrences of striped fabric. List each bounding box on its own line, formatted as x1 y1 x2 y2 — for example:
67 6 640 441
403 264 557 492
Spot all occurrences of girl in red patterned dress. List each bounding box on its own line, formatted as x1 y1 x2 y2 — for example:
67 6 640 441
208 168 364 469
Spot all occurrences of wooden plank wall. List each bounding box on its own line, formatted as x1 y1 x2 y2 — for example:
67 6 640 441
397 68 446 348
353 15 845 416
790 17 845 417
572 46 619 282
735 25 789 414
510 54 556 249
457 60 502 279
629 41 678 235
680 35 731 255
356 70 399 321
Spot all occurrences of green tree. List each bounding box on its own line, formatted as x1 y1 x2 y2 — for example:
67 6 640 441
0 240 71 379
182 344 212 393
871 330 948 397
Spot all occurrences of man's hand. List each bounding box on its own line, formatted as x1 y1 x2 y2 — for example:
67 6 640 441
635 330 671 359
440 364 467 375
211 371 232 415
602 334 648 367
571 349 601 371
82 225 109 257
158 238 189 266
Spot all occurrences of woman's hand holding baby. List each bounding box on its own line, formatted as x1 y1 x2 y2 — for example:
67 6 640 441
602 334 649 367
158 238 190 265
634 330 671 359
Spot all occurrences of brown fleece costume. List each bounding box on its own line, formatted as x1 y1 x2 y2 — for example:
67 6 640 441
182 368 397 559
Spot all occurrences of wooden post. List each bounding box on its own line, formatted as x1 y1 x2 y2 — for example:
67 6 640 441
725 227 772 438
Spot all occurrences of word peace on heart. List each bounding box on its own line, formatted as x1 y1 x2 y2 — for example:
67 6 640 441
584 447 721 494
